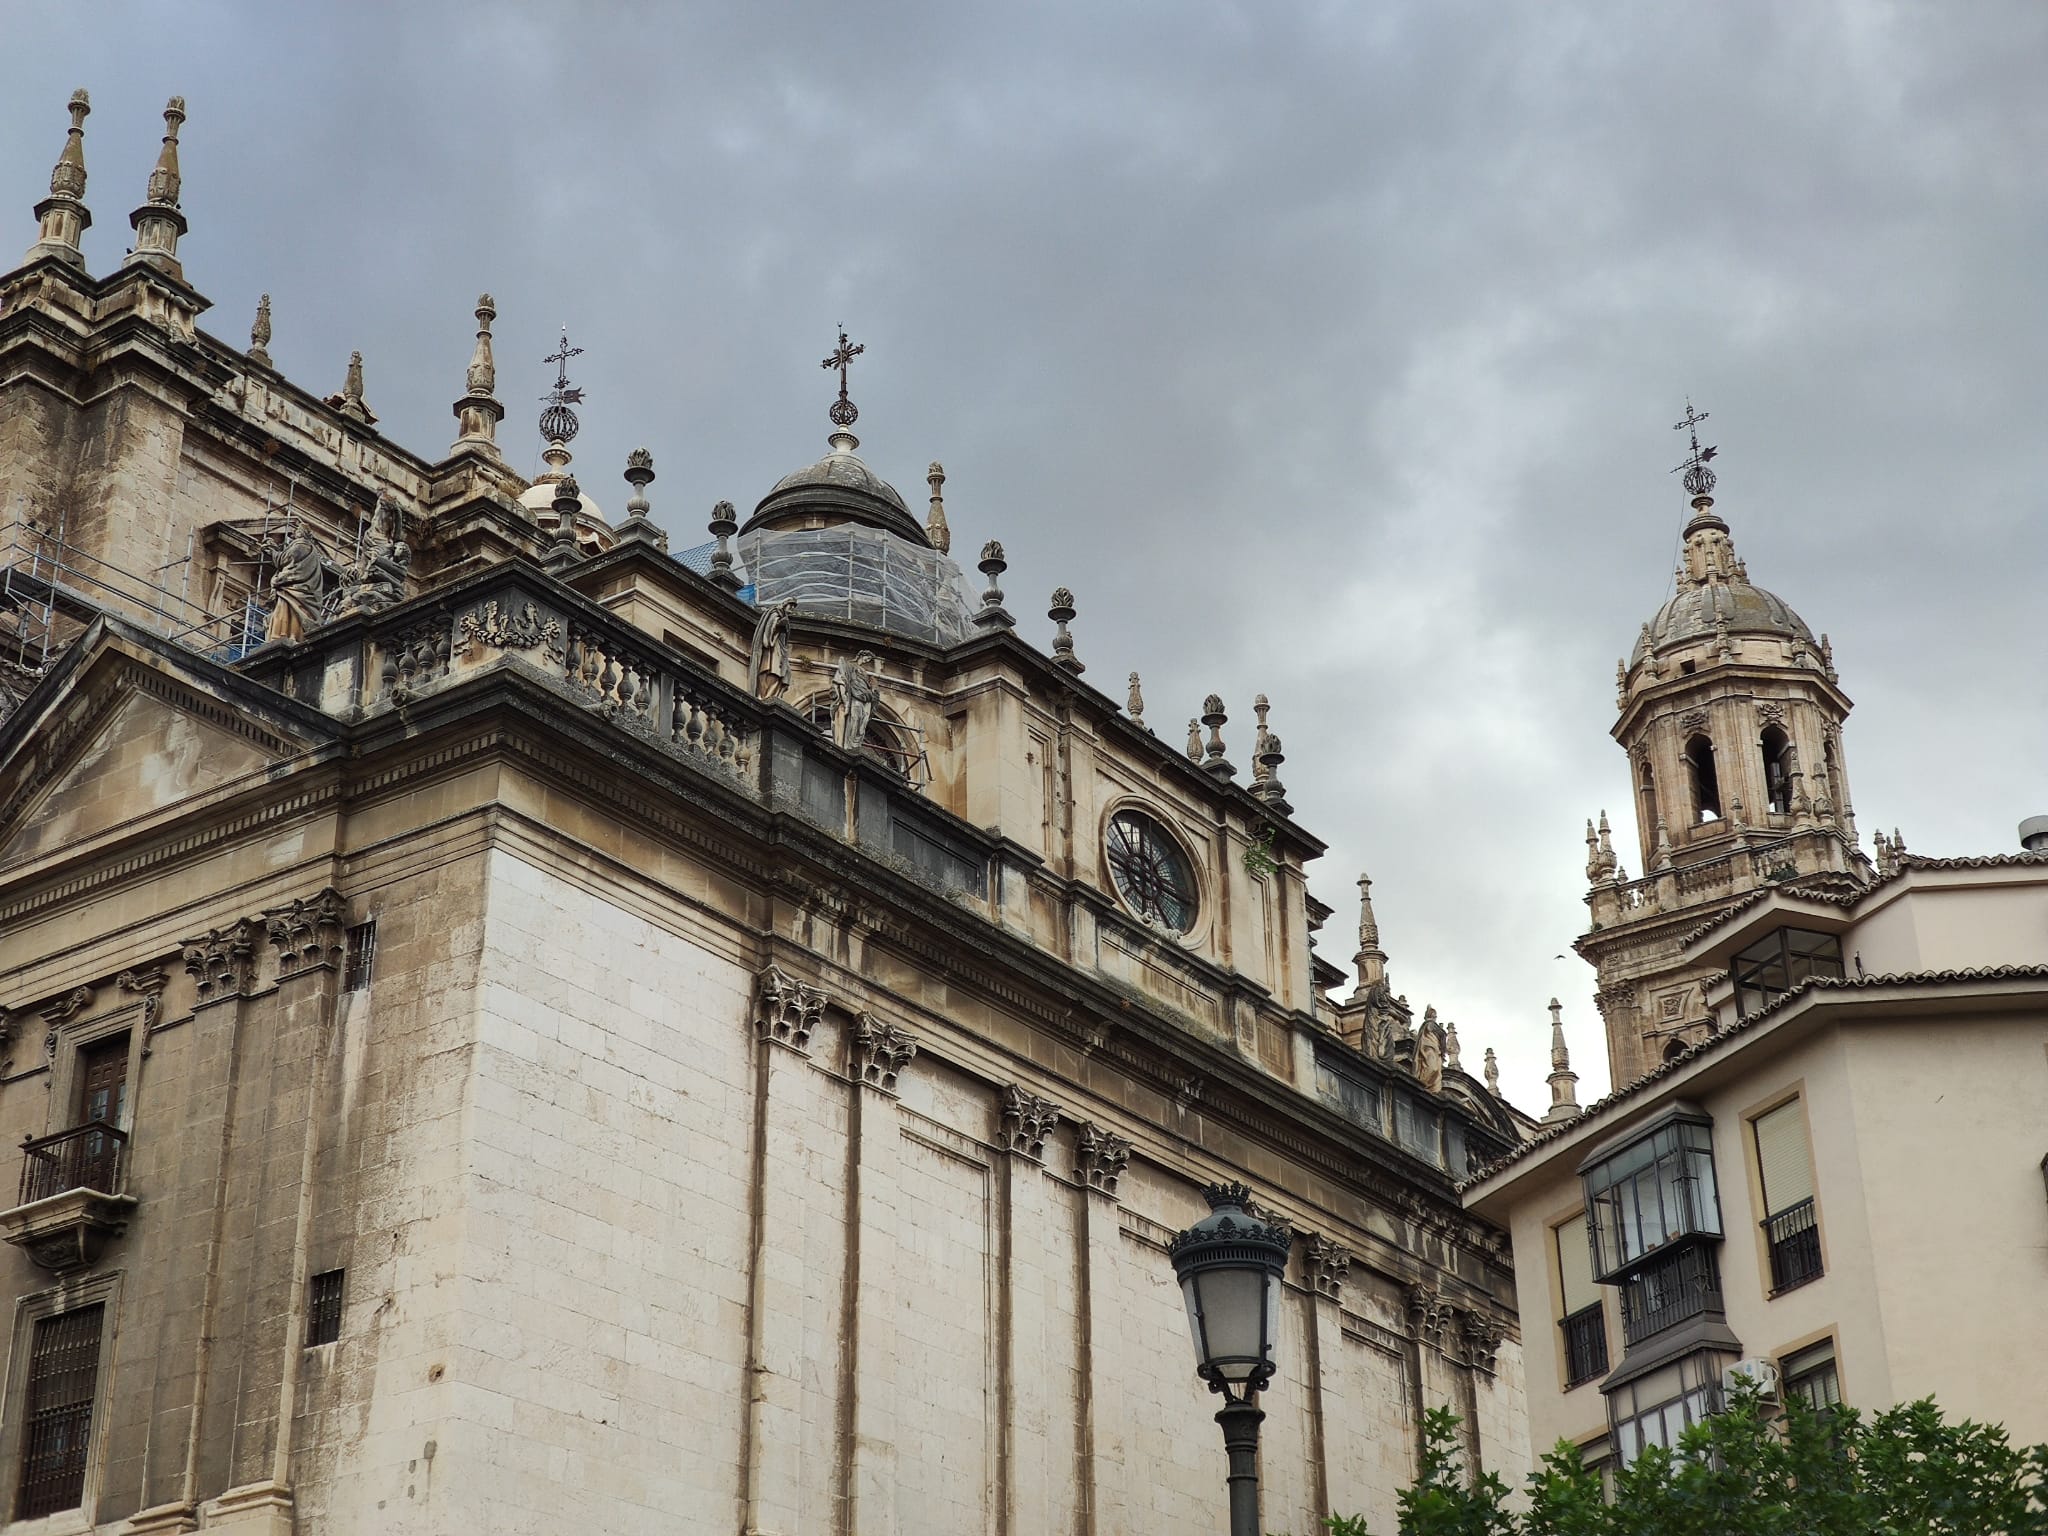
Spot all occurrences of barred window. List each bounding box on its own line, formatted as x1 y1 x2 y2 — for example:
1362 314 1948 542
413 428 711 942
306 1269 345 1347
343 921 377 992
16 1304 104 1519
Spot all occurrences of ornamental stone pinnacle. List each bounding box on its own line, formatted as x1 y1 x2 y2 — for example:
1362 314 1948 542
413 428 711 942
248 293 273 367
333 350 376 426
706 499 743 588
26 89 92 268
1544 997 1581 1122
1048 587 1084 675
616 448 667 551
453 293 505 454
126 96 188 278
973 540 1013 629
1126 671 1146 730
1200 693 1234 779
925 461 951 554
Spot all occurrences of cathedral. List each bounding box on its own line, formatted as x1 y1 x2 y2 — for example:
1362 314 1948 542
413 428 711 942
0 93 1533 1535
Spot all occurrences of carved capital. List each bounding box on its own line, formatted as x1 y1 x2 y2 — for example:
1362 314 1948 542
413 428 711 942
1304 1234 1353 1301
1406 1282 1454 1354
754 964 825 1053
264 889 347 978
1460 1311 1506 1376
1000 1084 1062 1160
181 919 260 1003
849 1012 917 1092
1593 981 1638 1019
1074 1122 1133 1197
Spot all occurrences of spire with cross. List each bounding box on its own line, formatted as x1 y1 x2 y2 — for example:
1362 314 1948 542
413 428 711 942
822 326 864 429
540 328 586 445
1671 398 1719 499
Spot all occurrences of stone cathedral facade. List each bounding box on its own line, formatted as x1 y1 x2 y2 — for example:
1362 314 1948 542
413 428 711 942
0 95 1530 1535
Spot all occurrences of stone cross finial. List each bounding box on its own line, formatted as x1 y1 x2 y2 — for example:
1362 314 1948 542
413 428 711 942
248 293 273 367
1047 588 1084 674
1200 694 1234 779
704 498 743 584
452 293 505 453
973 541 1014 629
925 461 951 554
126 96 189 277
334 351 376 425
1126 671 1146 730
26 88 92 268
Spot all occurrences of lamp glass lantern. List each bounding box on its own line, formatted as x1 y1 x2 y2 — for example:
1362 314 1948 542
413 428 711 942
1169 1183 1292 1401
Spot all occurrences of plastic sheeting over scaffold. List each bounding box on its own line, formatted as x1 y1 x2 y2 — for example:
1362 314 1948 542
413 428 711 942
732 526 980 647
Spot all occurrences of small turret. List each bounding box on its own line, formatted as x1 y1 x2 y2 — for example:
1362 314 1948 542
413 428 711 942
25 89 92 269
125 96 188 279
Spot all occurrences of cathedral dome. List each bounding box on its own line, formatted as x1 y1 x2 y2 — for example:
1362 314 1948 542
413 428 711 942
1632 580 1813 662
743 428 928 545
1630 500 1813 664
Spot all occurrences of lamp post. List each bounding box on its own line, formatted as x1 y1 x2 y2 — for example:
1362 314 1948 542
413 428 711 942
1169 1182 1293 1536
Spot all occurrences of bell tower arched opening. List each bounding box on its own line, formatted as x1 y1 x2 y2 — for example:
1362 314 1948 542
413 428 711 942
1638 762 1659 836
1761 724 1795 815
1684 734 1721 823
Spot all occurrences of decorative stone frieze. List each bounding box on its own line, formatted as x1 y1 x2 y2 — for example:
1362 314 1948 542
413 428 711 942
1461 1311 1506 1376
264 888 347 978
849 1012 917 1092
458 598 563 659
1304 1234 1353 1301
181 920 259 1002
1406 1282 1455 1355
999 1084 1063 1159
754 964 825 1053
1074 1122 1132 1197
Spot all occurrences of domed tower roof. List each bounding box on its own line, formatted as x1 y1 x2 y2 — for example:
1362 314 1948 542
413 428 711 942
1629 499 1812 666
744 430 925 544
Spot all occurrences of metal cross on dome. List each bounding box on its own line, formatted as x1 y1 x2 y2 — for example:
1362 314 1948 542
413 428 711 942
822 326 864 428
539 327 586 445
1671 397 1720 498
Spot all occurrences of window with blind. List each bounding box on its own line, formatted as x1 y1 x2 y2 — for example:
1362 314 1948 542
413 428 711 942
1753 1099 1823 1292
1782 1340 1842 1410
1555 1212 1608 1387
16 1304 104 1519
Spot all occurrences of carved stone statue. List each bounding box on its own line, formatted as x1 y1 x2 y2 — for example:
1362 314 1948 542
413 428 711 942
262 523 341 643
830 650 880 751
749 598 795 703
341 498 411 616
1414 1006 1446 1095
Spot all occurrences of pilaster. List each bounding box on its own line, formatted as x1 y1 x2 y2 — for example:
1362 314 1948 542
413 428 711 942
1074 1122 1132 1536
997 1085 1062 1536
843 1013 916 1535
741 965 825 1536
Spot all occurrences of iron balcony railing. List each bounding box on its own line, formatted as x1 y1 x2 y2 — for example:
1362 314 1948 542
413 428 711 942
1618 1242 1723 1346
17 1122 128 1206
1763 1197 1824 1293
1560 1303 1609 1387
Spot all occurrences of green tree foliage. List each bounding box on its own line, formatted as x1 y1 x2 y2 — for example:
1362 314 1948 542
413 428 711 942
1316 1388 2048 1536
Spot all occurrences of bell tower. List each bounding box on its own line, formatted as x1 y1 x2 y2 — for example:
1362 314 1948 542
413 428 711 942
1577 407 1872 1088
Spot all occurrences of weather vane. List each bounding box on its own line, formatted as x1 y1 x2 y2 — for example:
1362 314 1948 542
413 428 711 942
1671 398 1719 497
822 326 864 428
540 327 586 444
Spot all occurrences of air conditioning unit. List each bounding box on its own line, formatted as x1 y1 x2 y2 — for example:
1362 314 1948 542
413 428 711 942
1722 1358 1781 1402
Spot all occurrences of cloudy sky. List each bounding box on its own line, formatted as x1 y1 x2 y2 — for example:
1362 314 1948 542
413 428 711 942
6 2 2042 1107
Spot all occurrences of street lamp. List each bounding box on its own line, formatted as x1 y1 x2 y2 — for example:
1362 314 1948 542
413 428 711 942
1169 1182 1293 1536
